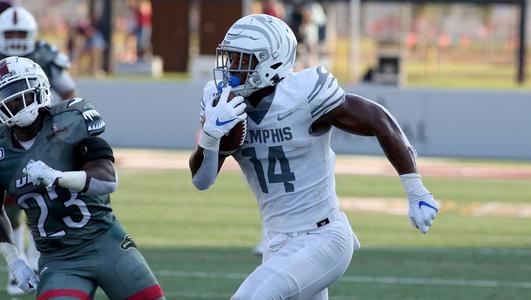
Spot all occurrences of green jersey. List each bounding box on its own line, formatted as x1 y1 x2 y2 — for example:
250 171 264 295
0 98 115 257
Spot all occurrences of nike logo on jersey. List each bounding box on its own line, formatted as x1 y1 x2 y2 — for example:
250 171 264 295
0 148 4 160
277 111 294 121
67 97 84 107
120 235 137 250
418 200 438 212
216 117 237 126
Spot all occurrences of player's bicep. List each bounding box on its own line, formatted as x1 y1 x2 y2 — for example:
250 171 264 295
75 136 116 182
318 93 390 136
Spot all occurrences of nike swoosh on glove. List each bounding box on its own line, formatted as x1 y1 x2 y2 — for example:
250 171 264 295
408 193 439 233
202 86 247 140
8 259 39 293
400 173 439 233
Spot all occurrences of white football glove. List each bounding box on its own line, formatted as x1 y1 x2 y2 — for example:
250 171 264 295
24 160 62 188
7 259 39 293
400 173 439 234
202 86 247 140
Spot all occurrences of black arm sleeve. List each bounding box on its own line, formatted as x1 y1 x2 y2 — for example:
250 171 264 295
75 136 114 169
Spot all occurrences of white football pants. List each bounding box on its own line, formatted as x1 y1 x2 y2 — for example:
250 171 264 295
232 211 360 300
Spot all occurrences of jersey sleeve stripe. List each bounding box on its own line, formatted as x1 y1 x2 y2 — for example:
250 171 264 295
311 92 346 118
307 67 330 103
310 85 340 115
328 76 337 88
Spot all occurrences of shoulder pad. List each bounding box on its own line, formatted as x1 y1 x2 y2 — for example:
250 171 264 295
31 40 65 68
36 40 58 52
51 98 106 136
79 100 105 136
66 97 86 109
53 52 71 69
303 66 345 120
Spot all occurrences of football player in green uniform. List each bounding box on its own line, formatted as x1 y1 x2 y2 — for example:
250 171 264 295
0 6 75 100
0 56 164 299
0 7 77 294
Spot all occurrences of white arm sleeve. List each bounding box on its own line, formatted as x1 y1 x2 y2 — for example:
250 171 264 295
191 149 220 190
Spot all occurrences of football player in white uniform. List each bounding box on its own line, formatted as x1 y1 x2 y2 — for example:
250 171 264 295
189 14 439 300
0 6 76 295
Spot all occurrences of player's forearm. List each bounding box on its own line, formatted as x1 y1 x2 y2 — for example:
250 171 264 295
58 160 117 195
189 147 205 176
374 112 418 175
377 133 418 175
191 148 220 190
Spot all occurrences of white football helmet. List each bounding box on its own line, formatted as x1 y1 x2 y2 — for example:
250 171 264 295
0 7 37 56
0 56 51 127
214 14 297 97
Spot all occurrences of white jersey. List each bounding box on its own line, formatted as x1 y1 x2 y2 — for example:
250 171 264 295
202 66 346 232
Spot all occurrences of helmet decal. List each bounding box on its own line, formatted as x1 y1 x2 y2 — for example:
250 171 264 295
0 56 51 127
214 14 297 97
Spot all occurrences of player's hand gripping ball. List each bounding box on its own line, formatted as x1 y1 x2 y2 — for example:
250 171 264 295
212 92 247 155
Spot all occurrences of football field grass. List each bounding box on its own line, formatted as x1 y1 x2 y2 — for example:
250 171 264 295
1 166 531 299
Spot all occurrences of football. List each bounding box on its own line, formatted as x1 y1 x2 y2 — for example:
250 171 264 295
212 92 247 155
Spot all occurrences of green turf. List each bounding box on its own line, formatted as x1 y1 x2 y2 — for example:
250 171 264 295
1 169 530 299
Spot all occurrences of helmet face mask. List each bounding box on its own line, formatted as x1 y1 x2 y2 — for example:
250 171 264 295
0 7 37 56
214 14 297 97
214 48 262 96
0 57 51 127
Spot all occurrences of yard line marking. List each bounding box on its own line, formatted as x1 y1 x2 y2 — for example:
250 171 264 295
361 247 531 256
156 270 531 289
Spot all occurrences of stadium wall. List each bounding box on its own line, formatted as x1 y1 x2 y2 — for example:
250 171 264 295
77 80 531 159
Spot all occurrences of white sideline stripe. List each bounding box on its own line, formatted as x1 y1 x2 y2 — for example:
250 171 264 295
156 270 531 289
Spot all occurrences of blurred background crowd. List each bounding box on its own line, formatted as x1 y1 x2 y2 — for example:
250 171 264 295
6 0 530 88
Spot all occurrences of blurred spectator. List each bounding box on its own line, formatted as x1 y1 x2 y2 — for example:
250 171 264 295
312 1 327 48
288 1 331 68
305 1 328 66
287 1 310 69
261 0 285 19
74 20 106 77
133 0 152 61
288 2 308 45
